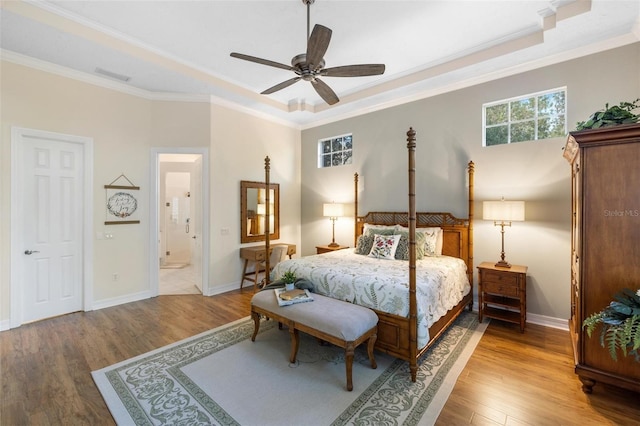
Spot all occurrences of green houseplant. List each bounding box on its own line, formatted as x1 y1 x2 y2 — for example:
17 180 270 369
281 271 296 291
583 288 640 362
575 98 640 131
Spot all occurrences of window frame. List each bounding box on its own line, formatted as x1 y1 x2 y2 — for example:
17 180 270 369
482 87 567 147
317 133 353 168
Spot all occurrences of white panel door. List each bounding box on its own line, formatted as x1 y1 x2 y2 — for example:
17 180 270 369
20 136 84 322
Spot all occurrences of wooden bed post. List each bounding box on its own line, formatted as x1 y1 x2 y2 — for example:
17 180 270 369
264 156 271 287
406 127 418 382
468 161 475 288
354 173 359 247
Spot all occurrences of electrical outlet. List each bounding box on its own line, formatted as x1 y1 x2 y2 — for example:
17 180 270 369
113 273 118 281
221 227 230 235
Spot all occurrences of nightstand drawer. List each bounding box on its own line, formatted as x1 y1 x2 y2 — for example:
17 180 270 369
482 270 518 286
483 280 519 297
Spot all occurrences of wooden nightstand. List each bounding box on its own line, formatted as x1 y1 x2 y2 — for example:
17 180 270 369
316 245 348 254
477 262 528 332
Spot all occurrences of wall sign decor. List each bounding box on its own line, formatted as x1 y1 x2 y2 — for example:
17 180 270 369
105 174 140 225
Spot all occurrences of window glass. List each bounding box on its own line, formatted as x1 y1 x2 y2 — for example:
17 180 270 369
483 88 566 146
318 134 353 168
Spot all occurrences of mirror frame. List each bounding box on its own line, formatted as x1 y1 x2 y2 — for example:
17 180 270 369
240 180 280 243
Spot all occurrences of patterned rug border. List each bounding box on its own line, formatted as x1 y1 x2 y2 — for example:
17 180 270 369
93 312 485 425
332 311 480 425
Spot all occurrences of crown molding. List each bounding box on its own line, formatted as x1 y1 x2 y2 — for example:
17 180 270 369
1 49 302 129
3 31 638 132
1 49 206 102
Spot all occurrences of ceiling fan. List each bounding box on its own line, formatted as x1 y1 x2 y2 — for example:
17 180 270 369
230 0 385 105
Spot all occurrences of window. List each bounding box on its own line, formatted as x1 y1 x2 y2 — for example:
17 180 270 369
318 133 352 168
483 88 566 146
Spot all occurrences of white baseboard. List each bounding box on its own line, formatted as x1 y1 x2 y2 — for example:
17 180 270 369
0 319 10 332
206 281 246 296
471 301 568 331
527 312 569 330
91 290 154 311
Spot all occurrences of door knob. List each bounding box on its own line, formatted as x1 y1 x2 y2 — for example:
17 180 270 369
24 250 40 255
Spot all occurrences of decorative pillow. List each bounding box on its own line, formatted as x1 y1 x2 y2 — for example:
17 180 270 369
420 228 441 256
363 223 397 237
396 226 443 256
354 234 375 255
368 234 401 259
394 231 427 260
394 235 409 260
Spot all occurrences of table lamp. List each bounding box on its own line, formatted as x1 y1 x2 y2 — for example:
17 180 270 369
483 198 525 268
323 202 344 247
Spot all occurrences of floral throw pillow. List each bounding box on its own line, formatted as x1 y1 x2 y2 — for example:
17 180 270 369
368 234 401 260
355 234 375 255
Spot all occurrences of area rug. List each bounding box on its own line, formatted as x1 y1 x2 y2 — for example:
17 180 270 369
92 310 487 425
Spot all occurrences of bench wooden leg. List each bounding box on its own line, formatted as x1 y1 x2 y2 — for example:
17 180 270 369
250 311 261 342
289 326 299 363
345 342 355 391
367 333 377 370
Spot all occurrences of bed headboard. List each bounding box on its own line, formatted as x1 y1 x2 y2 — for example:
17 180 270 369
355 212 471 270
354 161 475 280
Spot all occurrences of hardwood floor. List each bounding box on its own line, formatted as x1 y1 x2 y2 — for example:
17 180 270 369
436 321 640 426
1 290 639 425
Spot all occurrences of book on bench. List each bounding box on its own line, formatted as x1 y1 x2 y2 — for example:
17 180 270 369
275 288 314 306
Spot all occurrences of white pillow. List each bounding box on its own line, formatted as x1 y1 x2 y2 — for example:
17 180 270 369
396 226 443 256
368 234 401 260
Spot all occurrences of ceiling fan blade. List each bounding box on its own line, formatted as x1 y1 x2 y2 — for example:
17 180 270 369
230 52 294 72
261 77 301 95
306 24 332 69
311 78 339 105
321 64 386 77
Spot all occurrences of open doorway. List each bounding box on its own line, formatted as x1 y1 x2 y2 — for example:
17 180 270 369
150 149 209 296
159 166 197 294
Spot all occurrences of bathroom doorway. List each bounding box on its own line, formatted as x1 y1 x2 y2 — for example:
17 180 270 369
151 150 209 295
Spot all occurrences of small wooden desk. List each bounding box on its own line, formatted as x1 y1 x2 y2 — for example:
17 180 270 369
240 243 296 289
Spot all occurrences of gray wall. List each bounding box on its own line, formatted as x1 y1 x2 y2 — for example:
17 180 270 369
301 43 640 323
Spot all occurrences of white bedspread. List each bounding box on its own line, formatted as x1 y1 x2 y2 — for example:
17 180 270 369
271 249 471 348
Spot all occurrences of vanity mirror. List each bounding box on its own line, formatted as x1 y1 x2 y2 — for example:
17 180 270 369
240 180 280 243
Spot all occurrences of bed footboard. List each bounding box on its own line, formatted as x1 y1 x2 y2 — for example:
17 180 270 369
372 291 473 362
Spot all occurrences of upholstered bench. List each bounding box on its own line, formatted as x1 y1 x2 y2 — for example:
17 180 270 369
250 290 378 391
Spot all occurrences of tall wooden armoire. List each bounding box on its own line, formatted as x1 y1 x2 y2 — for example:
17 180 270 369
563 123 640 394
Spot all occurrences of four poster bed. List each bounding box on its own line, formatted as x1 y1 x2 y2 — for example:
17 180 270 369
267 128 474 381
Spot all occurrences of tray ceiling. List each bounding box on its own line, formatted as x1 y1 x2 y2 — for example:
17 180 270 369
1 1 639 128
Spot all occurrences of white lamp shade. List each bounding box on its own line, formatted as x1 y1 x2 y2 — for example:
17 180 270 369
483 200 525 221
323 203 344 218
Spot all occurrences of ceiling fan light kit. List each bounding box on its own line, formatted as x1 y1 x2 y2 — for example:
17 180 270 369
230 0 385 105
